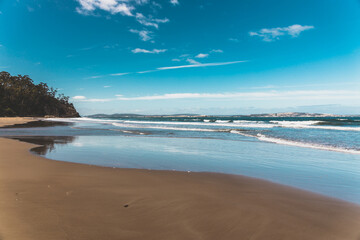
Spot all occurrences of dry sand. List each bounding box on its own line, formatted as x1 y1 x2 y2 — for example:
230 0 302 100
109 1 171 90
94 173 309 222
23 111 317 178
0 117 37 127
0 119 359 239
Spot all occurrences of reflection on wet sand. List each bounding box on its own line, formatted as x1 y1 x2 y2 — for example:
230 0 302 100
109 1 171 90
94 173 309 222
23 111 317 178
10 136 76 155
0 120 73 129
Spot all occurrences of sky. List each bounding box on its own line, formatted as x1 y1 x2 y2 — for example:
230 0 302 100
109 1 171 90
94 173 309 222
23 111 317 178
0 0 360 115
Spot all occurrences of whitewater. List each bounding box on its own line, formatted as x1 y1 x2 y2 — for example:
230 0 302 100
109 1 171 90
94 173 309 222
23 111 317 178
45 116 360 154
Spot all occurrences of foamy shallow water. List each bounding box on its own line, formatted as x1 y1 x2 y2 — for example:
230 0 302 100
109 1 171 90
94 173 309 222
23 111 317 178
43 116 360 154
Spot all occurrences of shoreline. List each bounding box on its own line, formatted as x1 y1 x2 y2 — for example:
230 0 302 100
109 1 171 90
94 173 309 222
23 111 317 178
1 119 360 239
9 135 360 205
0 117 38 128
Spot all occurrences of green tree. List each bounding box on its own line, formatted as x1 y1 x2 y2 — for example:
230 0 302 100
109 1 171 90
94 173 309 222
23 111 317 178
0 71 80 117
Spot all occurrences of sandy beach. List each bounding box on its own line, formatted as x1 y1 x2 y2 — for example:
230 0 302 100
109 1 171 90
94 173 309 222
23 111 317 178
0 117 37 128
0 119 360 240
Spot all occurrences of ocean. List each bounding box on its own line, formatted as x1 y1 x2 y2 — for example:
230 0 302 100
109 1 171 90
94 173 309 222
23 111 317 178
1 115 360 203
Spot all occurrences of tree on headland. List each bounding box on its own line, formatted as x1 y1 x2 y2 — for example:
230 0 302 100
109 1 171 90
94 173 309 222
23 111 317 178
0 71 80 117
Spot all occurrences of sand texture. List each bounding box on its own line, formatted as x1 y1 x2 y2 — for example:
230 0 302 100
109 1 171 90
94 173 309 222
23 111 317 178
0 117 37 127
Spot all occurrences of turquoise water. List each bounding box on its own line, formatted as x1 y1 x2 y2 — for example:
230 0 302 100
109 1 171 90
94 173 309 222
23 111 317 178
1 116 360 204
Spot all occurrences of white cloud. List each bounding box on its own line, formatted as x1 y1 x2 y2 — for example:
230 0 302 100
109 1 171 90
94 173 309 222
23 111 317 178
86 75 102 79
135 13 169 29
116 90 360 101
195 53 209 58
170 0 179 5
132 48 167 54
210 49 223 53
85 72 128 79
152 2 162 8
249 24 314 41
172 58 181 62
72 90 360 103
72 96 87 100
75 0 134 16
137 69 158 74
134 0 149 4
83 98 114 102
83 60 246 79
176 50 222 62
129 29 153 41
285 24 315 37
110 72 129 76
186 58 201 64
158 60 246 70
75 97 114 102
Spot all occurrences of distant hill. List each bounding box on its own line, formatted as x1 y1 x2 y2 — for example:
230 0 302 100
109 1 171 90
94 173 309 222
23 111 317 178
248 112 341 117
0 71 79 117
87 112 350 118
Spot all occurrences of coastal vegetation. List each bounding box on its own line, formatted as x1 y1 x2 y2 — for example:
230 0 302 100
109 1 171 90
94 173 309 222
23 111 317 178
0 71 79 117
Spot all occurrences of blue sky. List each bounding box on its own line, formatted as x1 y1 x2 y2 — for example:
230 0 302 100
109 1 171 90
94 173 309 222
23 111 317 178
0 0 359 115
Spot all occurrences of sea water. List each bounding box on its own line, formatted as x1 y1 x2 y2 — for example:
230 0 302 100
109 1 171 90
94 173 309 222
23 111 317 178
1 116 360 203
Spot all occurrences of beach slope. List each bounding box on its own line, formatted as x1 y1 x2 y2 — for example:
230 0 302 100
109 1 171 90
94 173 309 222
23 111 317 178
0 137 359 239
0 117 37 127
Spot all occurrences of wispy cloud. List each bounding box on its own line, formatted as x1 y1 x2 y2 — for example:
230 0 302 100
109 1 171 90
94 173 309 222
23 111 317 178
195 53 209 58
132 48 167 54
110 72 129 76
152 2 162 9
84 60 246 79
72 95 114 102
249 24 314 41
170 0 179 5
74 90 360 103
117 90 360 101
129 29 153 41
210 49 223 53
75 0 171 44
75 0 135 16
157 60 246 70
85 75 102 79
83 98 114 102
86 72 129 79
186 58 201 64
72 96 87 100
135 13 169 29
177 49 223 62
137 69 159 74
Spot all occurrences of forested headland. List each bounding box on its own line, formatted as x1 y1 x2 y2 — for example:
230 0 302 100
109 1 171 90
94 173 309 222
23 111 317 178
0 71 79 117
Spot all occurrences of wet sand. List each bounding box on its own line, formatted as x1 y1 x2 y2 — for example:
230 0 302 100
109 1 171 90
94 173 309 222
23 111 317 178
0 120 360 239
